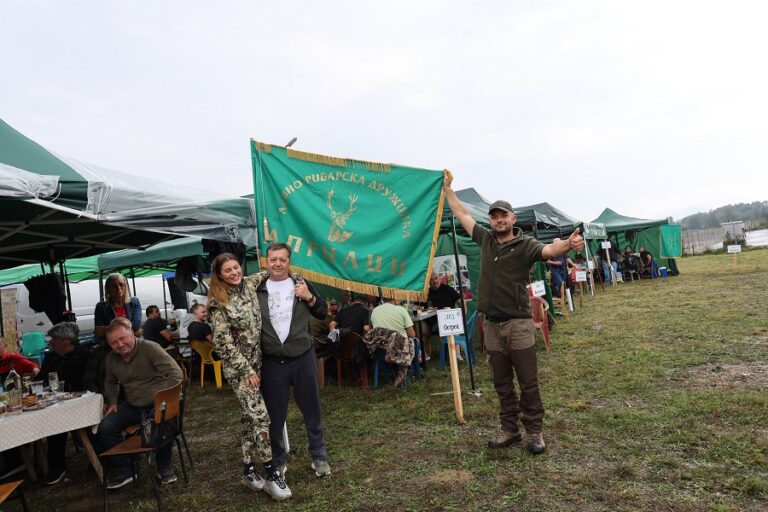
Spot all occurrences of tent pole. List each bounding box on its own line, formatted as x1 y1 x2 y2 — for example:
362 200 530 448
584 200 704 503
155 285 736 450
451 216 479 397
98 271 104 302
130 269 137 297
162 277 168 319
60 261 73 312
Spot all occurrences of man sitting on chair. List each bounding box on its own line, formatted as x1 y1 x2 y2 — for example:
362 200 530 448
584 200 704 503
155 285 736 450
98 317 183 489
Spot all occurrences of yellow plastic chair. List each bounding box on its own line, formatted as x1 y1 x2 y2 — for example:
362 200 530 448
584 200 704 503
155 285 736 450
191 340 223 389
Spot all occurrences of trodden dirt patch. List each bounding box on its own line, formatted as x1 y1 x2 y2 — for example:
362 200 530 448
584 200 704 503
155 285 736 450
673 362 768 389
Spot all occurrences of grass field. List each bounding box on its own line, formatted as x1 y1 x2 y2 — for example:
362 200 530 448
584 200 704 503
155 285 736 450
26 250 768 511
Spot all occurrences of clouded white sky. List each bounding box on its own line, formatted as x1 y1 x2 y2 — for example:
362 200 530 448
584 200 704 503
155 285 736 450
2 0 767 222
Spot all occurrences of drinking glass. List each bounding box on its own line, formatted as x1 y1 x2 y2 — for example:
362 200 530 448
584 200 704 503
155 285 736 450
49 372 60 395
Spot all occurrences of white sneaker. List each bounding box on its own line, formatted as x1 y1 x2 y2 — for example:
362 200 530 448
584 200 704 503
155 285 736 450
240 467 265 492
264 470 292 501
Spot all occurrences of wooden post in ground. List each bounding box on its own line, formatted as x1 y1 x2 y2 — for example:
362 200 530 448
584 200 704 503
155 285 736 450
447 335 465 424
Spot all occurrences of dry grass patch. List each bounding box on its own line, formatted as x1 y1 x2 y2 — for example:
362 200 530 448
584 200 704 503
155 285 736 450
673 362 768 389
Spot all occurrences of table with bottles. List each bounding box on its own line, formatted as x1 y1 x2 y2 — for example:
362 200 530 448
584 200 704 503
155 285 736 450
0 391 104 482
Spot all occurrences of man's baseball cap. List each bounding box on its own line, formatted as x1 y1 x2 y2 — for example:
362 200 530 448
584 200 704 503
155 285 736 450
488 200 515 214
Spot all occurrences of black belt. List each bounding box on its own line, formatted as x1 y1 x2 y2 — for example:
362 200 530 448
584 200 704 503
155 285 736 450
263 350 310 364
486 314 513 323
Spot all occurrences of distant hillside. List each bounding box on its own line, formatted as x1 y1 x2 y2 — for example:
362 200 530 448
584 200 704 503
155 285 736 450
679 201 768 229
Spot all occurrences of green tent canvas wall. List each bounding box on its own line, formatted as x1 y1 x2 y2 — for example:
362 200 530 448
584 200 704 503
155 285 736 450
590 208 681 274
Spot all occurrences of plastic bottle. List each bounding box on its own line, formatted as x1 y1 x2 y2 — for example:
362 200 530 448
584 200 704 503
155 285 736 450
4 364 20 392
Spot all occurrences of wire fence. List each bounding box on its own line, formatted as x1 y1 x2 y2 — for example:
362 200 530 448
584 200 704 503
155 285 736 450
682 227 724 255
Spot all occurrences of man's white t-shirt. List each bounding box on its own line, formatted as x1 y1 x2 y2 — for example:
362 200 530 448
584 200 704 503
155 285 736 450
266 278 295 344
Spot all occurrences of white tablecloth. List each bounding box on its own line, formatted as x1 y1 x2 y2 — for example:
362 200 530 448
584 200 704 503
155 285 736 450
0 392 103 452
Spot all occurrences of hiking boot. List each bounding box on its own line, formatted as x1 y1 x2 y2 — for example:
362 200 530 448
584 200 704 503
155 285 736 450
393 366 409 387
240 464 265 492
527 432 546 454
106 472 134 490
43 469 67 485
487 430 522 449
264 470 292 501
311 459 331 477
156 465 177 485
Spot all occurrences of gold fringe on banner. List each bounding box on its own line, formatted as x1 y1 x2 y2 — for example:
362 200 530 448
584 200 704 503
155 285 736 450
253 140 273 153
257 257 428 302
286 148 348 168
422 187 447 291
367 162 391 173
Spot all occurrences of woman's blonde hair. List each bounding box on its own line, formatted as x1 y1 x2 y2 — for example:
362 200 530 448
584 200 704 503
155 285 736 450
105 273 132 306
208 253 241 305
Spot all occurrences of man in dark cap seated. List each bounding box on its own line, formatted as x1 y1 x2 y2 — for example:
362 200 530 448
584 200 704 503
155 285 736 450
36 322 91 484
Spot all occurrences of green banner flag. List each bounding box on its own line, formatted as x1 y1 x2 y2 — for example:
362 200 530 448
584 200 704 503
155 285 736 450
251 141 444 300
660 224 682 258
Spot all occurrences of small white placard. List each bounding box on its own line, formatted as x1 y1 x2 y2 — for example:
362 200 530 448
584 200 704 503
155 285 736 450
601 241 611 249
727 245 742 254
575 270 588 282
530 280 547 297
437 308 464 337
587 260 595 270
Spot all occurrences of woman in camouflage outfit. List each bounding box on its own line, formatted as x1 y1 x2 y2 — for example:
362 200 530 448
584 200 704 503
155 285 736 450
207 253 291 501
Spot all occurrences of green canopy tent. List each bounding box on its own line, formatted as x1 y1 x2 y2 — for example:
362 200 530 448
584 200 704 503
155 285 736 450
590 208 681 275
0 118 258 271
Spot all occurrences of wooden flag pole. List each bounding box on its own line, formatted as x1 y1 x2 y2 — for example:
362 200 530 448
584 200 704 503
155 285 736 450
447 334 465 424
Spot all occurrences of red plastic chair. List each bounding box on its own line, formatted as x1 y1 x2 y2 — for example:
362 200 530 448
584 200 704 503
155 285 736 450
531 296 551 352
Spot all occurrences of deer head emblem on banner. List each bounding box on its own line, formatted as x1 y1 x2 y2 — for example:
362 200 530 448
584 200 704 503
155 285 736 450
327 188 357 242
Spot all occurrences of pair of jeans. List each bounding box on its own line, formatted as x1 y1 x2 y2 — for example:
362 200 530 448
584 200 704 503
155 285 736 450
602 261 618 284
97 401 173 475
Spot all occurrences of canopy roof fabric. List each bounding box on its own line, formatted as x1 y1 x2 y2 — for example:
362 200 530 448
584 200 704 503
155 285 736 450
440 188 582 243
98 237 206 272
591 208 667 231
0 255 101 286
0 119 257 270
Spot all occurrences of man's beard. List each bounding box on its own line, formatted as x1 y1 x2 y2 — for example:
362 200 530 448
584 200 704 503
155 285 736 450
493 224 512 237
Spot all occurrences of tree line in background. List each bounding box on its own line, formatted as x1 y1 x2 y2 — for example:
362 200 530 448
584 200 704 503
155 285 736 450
679 201 768 229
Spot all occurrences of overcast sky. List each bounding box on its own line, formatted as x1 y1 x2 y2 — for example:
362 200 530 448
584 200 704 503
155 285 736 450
2 0 767 223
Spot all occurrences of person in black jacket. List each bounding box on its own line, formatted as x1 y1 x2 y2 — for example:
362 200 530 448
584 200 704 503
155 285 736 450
36 322 91 484
256 242 330 479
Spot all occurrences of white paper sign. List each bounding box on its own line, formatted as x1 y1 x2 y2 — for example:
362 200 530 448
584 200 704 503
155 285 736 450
530 280 547 297
575 270 588 282
437 308 465 337
601 241 611 249
727 245 742 254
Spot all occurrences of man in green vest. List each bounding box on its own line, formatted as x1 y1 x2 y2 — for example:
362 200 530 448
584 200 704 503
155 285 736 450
443 170 584 454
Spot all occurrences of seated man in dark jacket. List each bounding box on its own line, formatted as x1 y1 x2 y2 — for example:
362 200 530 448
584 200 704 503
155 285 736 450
37 322 91 484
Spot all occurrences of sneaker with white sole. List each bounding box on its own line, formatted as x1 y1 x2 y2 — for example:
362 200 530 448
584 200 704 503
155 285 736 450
156 466 177 485
240 465 265 492
311 459 331 477
43 469 67 485
106 473 134 490
264 470 292 501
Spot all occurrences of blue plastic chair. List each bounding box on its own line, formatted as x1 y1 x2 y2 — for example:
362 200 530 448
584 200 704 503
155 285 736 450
21 332 47 366
439 312 477 371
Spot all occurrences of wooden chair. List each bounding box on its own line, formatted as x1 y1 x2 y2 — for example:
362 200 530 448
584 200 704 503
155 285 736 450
531 296 550 352
336 332 368 388
551 282 570 319
621 258 639 282
190 340 222 389
100 381 188 512
0 480 29 512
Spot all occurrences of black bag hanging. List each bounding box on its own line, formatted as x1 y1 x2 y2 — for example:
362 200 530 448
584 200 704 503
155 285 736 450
140 401 179 449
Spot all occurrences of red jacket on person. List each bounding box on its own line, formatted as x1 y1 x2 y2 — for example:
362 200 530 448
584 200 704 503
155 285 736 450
0 351 39 377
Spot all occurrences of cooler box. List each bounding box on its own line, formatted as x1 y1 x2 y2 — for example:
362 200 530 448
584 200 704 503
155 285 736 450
659 267 668 278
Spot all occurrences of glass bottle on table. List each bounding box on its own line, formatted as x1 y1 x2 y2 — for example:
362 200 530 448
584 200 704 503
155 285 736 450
4 365 22 413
